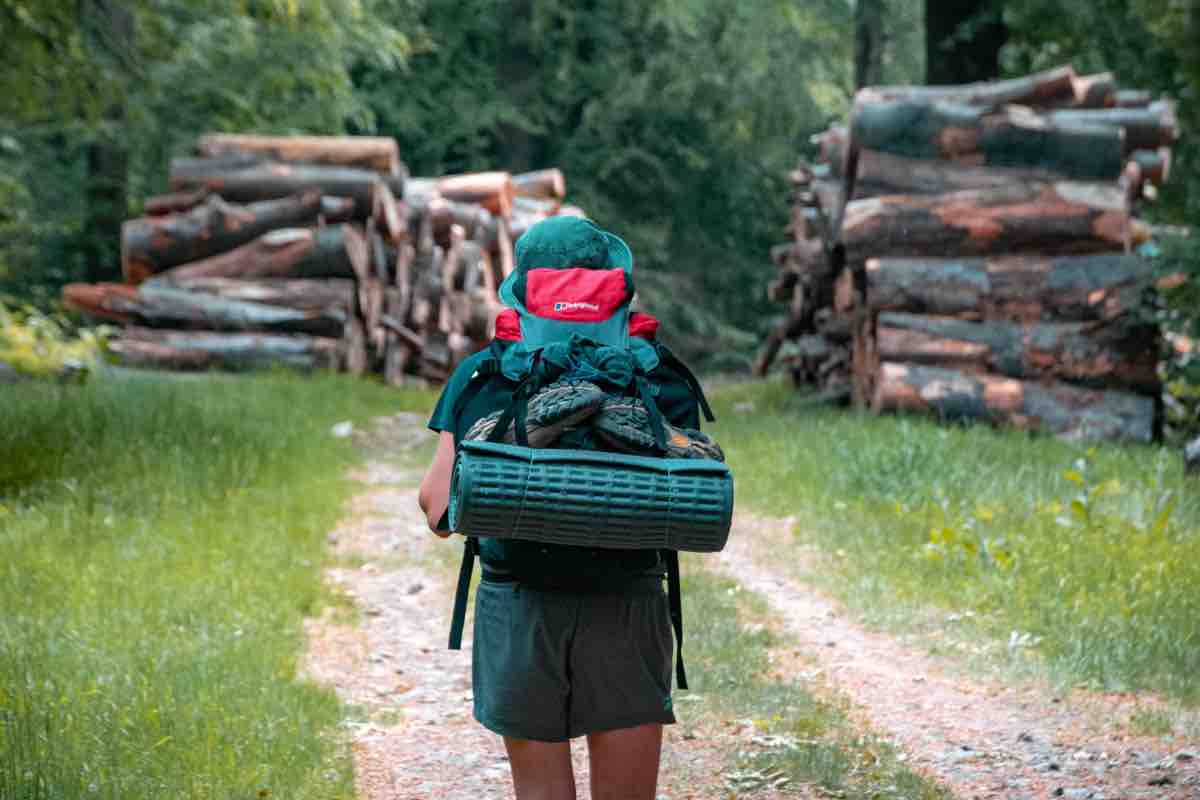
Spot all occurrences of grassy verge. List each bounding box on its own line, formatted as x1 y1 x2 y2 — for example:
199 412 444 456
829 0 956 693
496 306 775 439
679 560 950 799
706 378 1200 702
0 370 430 800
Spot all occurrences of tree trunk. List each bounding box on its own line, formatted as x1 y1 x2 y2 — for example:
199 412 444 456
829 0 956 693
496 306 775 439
865 253 1153 320
854 0 885 89
841 183 1141 266
159 225 368 283
876 312 1160 393
873 361 1155 442
195 134 401 176
850 102 1125 182
122 192 326 283
110 327 341 372
924 0 1008 86
169 158 385 218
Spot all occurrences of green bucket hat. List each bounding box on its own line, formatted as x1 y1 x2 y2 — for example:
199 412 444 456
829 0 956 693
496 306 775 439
499 216 635 348
500 216 633 304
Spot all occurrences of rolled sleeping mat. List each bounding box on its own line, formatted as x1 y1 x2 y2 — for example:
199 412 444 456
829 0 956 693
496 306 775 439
449 440 733 552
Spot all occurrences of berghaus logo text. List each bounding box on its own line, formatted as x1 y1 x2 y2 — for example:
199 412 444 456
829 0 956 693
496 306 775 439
553 301 600 312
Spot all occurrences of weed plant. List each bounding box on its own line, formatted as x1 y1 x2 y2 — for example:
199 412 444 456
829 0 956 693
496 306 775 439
680 563 949 798
709 378 1200 701
0 371 422 799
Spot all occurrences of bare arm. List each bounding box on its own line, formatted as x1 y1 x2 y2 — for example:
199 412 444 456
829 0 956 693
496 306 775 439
418 431 456 537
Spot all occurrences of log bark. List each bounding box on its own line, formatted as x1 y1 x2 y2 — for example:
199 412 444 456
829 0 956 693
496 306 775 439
143 188 209 216
111 327 341 371
160 225 368 283
64 282 346 335
858 65 1076 107
872 361 1155 442
1071 72 1116 108
122 192 325 283
1044 103 1179 151
169 158 385 217
841 183 1141 266
195 134 402 176
875 312 1160 393
513 168 566 200
865 253 1154 321
848 148 1116 199
850 102 1125 182
147 277 355 312
433 172 515 217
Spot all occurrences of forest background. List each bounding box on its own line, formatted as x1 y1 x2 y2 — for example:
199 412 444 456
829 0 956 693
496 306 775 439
2 0 1198 355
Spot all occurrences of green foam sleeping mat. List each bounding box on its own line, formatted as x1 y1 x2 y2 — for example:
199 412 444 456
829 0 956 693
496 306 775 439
449 440 733 552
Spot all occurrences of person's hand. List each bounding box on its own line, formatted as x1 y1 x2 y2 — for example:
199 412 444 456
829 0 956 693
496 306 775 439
418 431 456 537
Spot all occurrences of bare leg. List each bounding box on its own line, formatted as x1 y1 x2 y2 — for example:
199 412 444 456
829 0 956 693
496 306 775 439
586 723 663 800
504 737 576 800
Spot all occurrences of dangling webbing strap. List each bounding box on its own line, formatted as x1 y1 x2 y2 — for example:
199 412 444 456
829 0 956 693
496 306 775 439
664 550 688 690
448 537 478 649
487 378 532 447
658 348 716 423
635 376 669 452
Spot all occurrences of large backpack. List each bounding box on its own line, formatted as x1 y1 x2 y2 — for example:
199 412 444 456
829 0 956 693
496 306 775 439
443 218 717 690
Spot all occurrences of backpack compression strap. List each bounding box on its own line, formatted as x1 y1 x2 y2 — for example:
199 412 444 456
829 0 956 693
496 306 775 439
448 536 479 649
665 550 688 690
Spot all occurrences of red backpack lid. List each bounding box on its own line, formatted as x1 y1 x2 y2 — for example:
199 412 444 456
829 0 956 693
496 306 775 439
494 308 658 342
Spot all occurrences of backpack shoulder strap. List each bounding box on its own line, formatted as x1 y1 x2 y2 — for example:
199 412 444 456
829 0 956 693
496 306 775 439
664 550 688 690
655 343 716 423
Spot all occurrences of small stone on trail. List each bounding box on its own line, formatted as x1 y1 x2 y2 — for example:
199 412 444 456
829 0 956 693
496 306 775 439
331 421 354 438
406 582 424 595
733 401 755 414
1148 775 1173 786
1017 731 1035 743
1175 750 1197 761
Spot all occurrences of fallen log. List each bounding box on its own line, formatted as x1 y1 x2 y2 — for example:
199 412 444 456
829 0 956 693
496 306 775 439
195 133 402 176
851 102 1125 182
856 65 1076 107
143 188 210 216
841 183 1142 266
513 168 566 200
111 327 341 372
1129 148 1171 187
872 361 1154 442
64 282 346 337
122 192 326 283
147 277 355 312
169 158 385 217
865 254 1154 321
1045 102 1179 151
1070 72 1116 108
159 225 369 283
875 312 1160 393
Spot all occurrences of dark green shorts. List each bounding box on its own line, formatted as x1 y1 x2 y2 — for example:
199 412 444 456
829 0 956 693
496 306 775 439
472 576 676 742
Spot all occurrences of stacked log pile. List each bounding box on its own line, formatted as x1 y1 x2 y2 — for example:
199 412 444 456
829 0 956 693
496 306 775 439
759 66 1180 441
63 134 575 383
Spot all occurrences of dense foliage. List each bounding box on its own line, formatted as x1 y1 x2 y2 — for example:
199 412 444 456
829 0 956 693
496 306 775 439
0 1 1195 338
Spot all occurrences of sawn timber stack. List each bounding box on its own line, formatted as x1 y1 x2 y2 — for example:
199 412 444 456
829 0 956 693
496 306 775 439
64 133 576 384
759 65 1181 442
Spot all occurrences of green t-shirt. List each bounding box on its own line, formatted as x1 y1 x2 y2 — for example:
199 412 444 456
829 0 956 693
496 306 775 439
428 345 667 587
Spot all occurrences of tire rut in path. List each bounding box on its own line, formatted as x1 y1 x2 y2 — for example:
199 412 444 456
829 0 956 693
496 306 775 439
716 514 1200 800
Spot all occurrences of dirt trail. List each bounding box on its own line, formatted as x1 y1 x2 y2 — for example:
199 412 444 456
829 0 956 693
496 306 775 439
718 516 1200 800
305 414 1197 799
302 415 732 800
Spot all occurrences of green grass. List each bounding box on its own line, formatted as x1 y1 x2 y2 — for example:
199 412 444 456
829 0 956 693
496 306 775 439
0 370 435 800
707 378 1200 702
680 562 950 799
